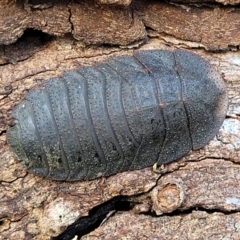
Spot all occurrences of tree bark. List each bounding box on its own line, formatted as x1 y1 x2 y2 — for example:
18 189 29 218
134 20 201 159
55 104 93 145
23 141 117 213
0 1 240 239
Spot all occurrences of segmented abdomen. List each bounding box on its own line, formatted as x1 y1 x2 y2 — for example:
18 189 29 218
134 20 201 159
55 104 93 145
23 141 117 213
7 50 228 181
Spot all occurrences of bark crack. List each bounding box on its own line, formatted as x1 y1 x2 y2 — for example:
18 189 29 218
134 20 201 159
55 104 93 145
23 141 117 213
68 3 74 33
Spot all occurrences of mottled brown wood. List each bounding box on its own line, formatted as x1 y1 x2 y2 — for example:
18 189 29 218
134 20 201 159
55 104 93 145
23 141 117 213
0 1 240 239
0 0 145 46
1 1 240 50
151 159 240 214
71 0 146 45
0 1 30 45
0 37 240 239
135 1 240 51
81 211 240 239
96 0 132 6
172 0 240 5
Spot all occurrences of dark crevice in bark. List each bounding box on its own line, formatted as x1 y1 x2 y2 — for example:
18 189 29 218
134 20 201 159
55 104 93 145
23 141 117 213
53 185 240 240
142 206 240 218
2 0 240 50
53 164 182 240
68 2 74 33
0 29 53 66
185 157 235 164
0 172 28 184
0 130 7 136
52 196 132 240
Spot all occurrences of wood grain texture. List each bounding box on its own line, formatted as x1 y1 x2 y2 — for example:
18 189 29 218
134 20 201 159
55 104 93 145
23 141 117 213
135 1 240 51
1 38 240 239
81 211 240 239
71 1 146 45
1 1 240 50
0 1 240 239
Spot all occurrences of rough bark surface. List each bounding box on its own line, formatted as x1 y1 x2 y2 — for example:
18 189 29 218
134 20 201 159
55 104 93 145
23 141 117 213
81 211 240 239
1 0 240 50
171 0 240 5
0 1 240 240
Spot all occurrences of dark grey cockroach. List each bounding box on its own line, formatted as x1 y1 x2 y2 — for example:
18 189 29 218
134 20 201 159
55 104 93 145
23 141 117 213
7 50 228 181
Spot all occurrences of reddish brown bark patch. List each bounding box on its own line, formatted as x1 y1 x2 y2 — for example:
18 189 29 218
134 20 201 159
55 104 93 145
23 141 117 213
71 1 146 45
135 1 240 50
1 1 240 50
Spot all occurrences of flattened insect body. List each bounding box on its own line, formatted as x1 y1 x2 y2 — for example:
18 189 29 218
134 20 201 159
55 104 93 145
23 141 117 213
7 49 228 181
